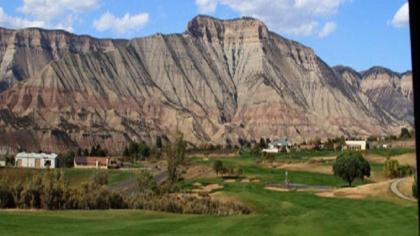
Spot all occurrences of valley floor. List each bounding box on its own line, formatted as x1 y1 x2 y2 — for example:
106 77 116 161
0 150 418 235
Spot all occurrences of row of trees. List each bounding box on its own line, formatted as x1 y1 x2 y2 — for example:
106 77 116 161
122 142 151 162
0 170 123 209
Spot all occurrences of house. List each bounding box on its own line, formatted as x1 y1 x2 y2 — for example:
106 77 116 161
263 138 292 153
15 152 58 169
0 160 5 167
74 156 110 169
345 140 367 151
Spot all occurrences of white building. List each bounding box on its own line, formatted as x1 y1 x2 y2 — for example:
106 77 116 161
0 160 5 167
263 138 292 153
15 152 58 169
345 140 367 151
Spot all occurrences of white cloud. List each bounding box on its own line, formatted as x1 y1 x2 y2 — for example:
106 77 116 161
195 0 345 37
196 0 218 14
93 12 149 34
19 0 99 21
14 0 99 31
390 2 409 28
0 7 46 29
318 21 336 37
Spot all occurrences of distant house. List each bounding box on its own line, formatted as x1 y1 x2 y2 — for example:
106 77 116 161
15 152 58 169
263 138 292 153
0 160 5 167
345 140 367 151
74 156 110 169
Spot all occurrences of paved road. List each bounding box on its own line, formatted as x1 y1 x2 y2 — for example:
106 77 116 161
390 178 417 202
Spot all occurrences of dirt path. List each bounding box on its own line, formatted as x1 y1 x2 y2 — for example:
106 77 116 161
390 178 417 202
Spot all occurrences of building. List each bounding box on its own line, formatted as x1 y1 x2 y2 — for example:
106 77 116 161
263 138 292 153
0 160 5 167
15 152 58 169
345 140 367 151
74 156 110 169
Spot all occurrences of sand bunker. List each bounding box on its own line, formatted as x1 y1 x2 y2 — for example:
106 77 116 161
265 186 291 192
192 183 224 194
316 180 394 200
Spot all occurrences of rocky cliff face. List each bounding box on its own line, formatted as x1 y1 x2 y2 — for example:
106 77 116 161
0 16 413 153
334 66 413 123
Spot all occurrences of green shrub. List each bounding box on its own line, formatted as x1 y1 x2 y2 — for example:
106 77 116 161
399 165 414 177
136 170 158 194
413 176 418 199
213 160 224 176
384 159 400 178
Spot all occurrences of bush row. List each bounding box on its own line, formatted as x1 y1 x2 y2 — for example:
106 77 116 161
0 170 250 216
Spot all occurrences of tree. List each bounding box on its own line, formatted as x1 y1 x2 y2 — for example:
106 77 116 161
213 160 224 176
156 136 163 149
123 141 151 161
90 145 107 157
123 147 130 157
165 131 186 183
400 127 411 139
333 152 370 187
57 151 75 168
77 148 83 157
5 155 15 167
259 138 267 149
139 142 151 159
83 149 89 157
384 159 400 178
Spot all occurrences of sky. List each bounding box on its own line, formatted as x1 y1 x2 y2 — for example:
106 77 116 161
0 0 411 73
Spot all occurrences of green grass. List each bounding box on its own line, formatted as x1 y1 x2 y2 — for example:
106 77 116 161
0 149 417 235
0 183 417 235
274 150 339 160
368 148 415 157
0 168 136 187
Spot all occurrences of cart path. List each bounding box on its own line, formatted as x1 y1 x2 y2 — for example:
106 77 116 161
390 178 417 202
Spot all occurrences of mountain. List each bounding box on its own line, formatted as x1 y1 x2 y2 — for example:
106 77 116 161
0 15 412 153
333 66 413 123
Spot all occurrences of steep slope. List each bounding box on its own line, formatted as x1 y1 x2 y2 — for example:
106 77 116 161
334 66 413 124
0 27 125 91
0 16 409 153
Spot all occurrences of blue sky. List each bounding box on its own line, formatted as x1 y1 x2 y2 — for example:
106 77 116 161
0 0 411 73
